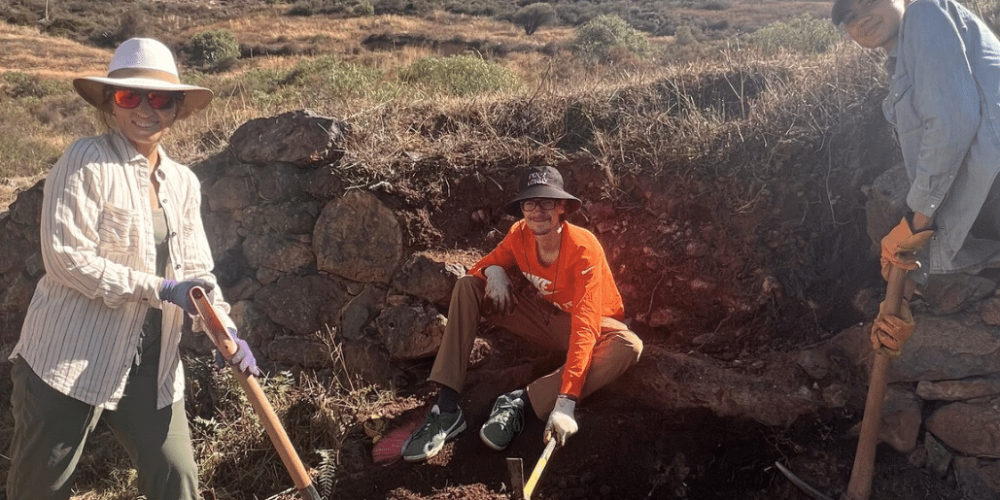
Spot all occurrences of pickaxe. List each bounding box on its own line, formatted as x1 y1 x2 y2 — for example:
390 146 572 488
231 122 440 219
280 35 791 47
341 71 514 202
508 438 557 500
189 286 324 500
776 264 912 500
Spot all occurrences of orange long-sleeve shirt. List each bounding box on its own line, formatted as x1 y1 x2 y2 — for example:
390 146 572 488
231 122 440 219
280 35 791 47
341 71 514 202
468 220 624 398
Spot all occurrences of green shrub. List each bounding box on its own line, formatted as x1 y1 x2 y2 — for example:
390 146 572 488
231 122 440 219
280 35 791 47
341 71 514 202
571 15 651 63
188 29 241 70
2 72 65 99
512 3 557 35
400 55 519 97
283 56 390 98
698 0 732 11
744 15 841 54
353 1 375 16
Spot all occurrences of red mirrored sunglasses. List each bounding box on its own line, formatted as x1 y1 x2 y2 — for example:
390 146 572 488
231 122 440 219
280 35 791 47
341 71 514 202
112 89 179 110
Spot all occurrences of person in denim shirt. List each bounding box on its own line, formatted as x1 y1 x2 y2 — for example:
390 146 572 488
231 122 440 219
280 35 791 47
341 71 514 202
832 0 1000 355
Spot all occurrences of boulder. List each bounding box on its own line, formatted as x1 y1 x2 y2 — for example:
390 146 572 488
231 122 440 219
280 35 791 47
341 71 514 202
240 201 320 236
921 274 996 314
255 275 348 335
313 190 403 284
926 400 1000 457
391 251 465 306
917 374 1000 401
832 314 1000 383
340 285 387 341
376 296 447 361
954 457 1000 500
229 109 350 166
242 233 315 274
879 385 922 453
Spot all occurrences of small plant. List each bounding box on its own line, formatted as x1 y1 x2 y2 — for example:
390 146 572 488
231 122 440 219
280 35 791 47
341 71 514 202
188 29 241 70
571 15 651 63
744 15 842 55
512 3 557 36
353 0 375 17
400 55 519 97
2 72 64 99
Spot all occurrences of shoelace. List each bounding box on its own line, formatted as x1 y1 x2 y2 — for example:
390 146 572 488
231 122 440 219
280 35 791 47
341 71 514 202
412 411 448 441
488 398 524 432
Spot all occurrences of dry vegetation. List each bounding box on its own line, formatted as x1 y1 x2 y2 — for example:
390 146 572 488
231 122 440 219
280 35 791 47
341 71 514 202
0 1 936 498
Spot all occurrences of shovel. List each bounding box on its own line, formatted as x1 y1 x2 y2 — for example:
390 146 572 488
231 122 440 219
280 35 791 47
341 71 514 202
776 264 910 500
189 286 324 500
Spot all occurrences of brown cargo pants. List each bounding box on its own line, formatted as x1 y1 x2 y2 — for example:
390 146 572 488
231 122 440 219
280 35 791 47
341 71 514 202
429 275 644 420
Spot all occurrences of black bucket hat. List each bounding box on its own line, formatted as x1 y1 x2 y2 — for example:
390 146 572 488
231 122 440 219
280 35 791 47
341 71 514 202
503 166 582 217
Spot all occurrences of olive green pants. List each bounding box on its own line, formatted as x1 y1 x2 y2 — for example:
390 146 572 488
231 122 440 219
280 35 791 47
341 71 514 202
6 350 198 500
430 275 644 420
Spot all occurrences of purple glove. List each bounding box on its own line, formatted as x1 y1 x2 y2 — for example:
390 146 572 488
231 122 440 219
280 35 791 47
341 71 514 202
159 279 213 315
215 327 261 377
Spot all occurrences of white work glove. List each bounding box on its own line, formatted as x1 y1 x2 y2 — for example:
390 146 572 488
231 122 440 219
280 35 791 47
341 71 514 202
544 396 578 446
482 265 517 316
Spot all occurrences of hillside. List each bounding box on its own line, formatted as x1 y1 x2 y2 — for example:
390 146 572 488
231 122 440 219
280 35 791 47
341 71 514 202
0 3 979 500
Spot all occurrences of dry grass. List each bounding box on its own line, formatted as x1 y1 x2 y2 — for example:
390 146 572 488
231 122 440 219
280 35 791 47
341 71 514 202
0 23 108 79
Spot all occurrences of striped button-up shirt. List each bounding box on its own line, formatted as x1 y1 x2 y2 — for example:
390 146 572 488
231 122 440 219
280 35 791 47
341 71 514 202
11 130 228 410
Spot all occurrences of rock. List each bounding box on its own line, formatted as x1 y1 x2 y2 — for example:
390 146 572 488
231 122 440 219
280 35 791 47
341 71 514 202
979 296 1000 326
391 251 465 306
917 374 1000 401
205 174 257 212
267 336 331 368
254 163 314 202
879 385 922 453
616 345 853 427
926 400 1000 457
242 233 315 274
229 109 350 166
1 273 34 313
340 285 387 341
954 457 1000 500
864 164 908 247
201 211 242 261
832 314 1000 383
924 432 953 478
240 201 320 236
921 274 996 314
224 276 263 303
229 300 276 349
255 275 348 335
313 190 403 284
340 338 400 387
376 296 446 361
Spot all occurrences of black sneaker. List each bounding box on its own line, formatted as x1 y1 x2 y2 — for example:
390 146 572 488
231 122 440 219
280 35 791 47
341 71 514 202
401 405 467 462
479 392 525 451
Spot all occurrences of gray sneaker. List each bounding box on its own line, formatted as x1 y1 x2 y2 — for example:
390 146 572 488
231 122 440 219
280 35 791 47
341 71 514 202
401 405 467 462
479 392 525 451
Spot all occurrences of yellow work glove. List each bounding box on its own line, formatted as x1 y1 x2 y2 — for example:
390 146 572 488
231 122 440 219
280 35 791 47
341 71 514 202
879 216 934 281
870 298 915 357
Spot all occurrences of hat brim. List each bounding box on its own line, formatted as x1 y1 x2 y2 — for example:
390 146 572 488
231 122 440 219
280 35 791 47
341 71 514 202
504 185 582 217
73 76 214 120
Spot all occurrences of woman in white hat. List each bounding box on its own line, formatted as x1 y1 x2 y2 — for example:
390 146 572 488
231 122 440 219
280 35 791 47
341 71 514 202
6 38 258 500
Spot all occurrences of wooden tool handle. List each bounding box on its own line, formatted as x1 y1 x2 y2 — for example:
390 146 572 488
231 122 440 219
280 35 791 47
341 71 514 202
524 439 557 500
189 287 323 500
843 265 908 500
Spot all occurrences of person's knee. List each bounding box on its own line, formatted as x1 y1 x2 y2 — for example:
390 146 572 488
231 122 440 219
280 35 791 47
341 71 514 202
135 442 199 500
621 330 643 366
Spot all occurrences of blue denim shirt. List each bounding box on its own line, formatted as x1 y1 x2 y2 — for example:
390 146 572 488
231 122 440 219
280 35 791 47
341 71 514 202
883 0 1000 276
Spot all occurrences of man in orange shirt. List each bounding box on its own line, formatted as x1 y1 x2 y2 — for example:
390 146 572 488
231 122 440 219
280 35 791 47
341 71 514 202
402 166 644 462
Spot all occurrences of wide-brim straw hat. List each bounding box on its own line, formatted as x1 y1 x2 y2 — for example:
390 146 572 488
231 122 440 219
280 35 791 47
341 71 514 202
73 38 213 121
504 166 582 217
